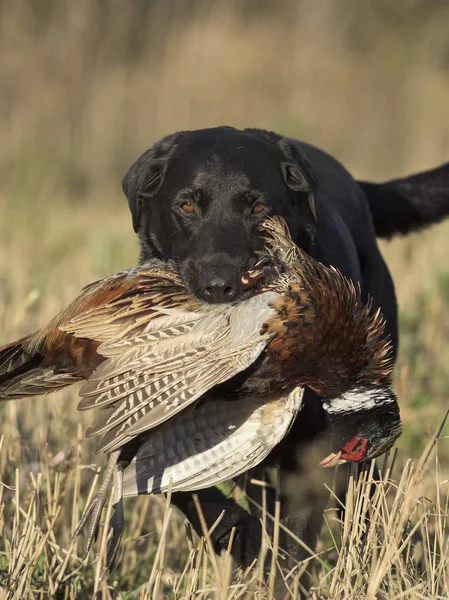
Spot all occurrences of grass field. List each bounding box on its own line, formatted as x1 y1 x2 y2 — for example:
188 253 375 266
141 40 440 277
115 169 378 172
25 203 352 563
1 1 449 598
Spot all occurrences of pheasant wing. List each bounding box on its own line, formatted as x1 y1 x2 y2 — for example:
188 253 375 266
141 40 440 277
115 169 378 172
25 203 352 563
121 387 304 496
65 282 279 452
59 265 193 344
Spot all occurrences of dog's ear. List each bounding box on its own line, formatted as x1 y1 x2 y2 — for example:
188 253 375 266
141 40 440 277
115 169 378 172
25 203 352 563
122 133 181 232
122 149 160 232
282 161 318 224
277 138 319 231
245 129 318 230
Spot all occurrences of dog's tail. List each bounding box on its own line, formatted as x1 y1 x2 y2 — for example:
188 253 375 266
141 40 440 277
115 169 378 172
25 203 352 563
358 162 449 238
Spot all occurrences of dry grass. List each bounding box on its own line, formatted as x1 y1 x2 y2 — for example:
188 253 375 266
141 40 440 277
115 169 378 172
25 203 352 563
1 1 449 598
1 424 449 599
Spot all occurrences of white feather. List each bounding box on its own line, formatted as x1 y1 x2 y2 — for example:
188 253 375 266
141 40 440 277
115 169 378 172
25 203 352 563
323 387 395 414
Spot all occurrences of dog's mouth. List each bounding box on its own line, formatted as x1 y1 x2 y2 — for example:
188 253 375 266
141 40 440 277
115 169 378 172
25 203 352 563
239 255 284 292
178 252 281 303
239 256 274 288
239 269 265 289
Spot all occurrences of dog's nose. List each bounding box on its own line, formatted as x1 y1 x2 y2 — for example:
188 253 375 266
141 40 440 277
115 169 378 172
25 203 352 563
203 276 237 302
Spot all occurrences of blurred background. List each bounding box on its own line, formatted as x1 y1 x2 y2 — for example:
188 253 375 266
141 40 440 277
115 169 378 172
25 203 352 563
1 0 449 476
1 1 449 595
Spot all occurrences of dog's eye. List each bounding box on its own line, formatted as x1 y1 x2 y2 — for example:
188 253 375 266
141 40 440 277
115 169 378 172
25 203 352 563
180 201 196 214
252 202 267 215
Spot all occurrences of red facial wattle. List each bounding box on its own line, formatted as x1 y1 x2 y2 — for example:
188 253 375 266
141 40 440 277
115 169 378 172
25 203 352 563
341 436 369 462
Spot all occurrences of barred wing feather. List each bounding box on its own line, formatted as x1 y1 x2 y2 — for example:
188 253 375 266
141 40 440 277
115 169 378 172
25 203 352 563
85 356 258 454
67 292 279 453
60 272 193 345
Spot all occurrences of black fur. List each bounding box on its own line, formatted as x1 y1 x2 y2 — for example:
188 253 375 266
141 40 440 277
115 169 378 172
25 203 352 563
122 127 318 303
121 126 449 571
359 162 449 238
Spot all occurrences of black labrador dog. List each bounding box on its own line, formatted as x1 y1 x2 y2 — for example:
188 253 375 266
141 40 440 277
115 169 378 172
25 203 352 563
121 126 449 568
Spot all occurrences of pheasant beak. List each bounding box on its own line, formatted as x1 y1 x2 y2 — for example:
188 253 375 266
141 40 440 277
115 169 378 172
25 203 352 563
319 437 370 468
319 451 346 468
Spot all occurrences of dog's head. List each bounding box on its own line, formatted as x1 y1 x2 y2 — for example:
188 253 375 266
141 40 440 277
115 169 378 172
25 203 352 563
122 127 318 303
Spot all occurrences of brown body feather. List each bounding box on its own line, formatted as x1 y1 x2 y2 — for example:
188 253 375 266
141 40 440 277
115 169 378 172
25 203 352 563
264 274 392 397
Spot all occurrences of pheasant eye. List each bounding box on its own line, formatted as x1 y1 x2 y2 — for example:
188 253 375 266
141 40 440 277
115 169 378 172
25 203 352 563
252 202 267 215
180 201 196 214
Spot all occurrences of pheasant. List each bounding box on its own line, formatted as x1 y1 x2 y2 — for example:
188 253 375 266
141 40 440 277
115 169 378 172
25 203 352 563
0 216 401 564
